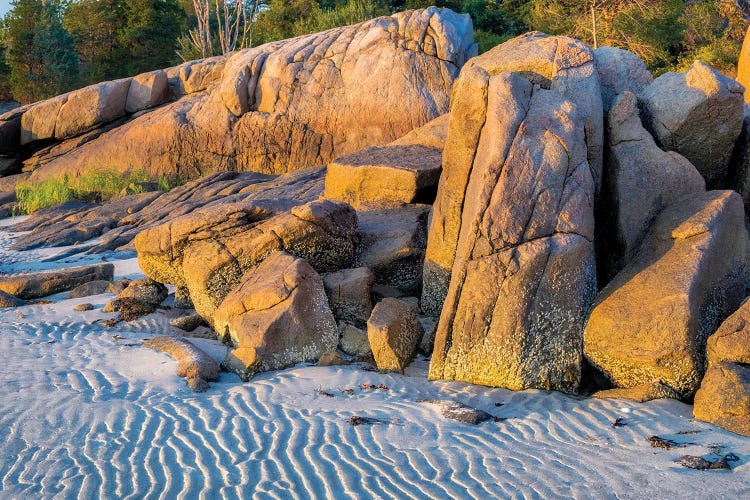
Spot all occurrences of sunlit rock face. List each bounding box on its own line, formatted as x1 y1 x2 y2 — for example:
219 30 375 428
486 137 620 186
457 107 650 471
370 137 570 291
427 68 597 394
0 7 475 185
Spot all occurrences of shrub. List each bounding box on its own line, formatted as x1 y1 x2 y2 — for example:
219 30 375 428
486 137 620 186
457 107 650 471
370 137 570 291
15 168 174 215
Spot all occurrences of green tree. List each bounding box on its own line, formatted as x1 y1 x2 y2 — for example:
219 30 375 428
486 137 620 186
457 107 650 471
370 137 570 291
5 0 78 103
63 0 127 83
119 0 186 74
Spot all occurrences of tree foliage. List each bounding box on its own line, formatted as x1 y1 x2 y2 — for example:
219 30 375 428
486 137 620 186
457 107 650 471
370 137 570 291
4 0 79 103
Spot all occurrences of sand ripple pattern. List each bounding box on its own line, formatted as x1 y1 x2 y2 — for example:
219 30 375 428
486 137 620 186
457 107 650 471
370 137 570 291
1 319 750 499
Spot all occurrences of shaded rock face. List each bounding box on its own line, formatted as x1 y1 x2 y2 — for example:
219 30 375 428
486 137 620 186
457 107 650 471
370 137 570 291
593 46 653 112
728 105 750 217
136 198 358 322
422 31 602 316
694 298 750 436
367 297 423 373
322 267 374 328
11 8 474 185
585 190 750 398
215 251 338 381
355 203 429 295
0 263 115 299
598 92 705 281
639 61 745 188
339 323 372 359
428 71 597 394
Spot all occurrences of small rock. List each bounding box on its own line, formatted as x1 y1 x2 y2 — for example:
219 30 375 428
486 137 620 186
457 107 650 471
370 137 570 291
104 298 156 321
419 399 493 425
74 303 94 312
339 323 372 359
169 313 206 332
317 350 348 367
117 278 168 306
0 289 25 308
367 298 423 373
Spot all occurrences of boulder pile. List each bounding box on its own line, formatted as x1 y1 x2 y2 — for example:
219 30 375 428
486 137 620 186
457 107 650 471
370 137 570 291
4 9 750 437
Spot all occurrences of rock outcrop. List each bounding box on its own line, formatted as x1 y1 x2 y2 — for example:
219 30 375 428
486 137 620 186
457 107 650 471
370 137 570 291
428 70 597 394
215 251 338 381
3 8 474 185
136 198 357 322
585 191 749 397
0 263 115 299
422 31 602 316
367 297 423 372
640 61 744 188
598 92 705 280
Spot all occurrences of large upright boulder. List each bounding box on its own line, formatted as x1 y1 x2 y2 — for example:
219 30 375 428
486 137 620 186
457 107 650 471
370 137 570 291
640 61 744 188
215 251 338 381
23 8 475 184
737 26 750 104
422 31 602 315
599 92 705 279
428 71 597 394
585 190 750 397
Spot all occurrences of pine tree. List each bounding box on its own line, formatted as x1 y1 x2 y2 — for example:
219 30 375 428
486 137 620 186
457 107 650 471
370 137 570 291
5 0 78 103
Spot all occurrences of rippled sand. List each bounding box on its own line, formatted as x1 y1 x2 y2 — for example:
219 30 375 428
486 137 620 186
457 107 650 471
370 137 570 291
1 222 749 498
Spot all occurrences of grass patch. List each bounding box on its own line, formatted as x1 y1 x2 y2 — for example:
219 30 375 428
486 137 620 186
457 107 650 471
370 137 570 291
15 169 176 215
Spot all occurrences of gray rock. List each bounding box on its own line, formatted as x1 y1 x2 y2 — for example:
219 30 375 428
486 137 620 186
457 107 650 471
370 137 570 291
323 267 374 328
339 323 372 359
356 203 429 295
593 46 652 112
169 313 206 332
640 61 744 188
419 399 493 424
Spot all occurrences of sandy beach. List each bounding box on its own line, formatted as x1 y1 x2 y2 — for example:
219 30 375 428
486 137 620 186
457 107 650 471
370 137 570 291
1 218 749 499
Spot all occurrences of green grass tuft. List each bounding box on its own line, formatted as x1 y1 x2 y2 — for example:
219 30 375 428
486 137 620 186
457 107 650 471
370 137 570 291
15 169 176 215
